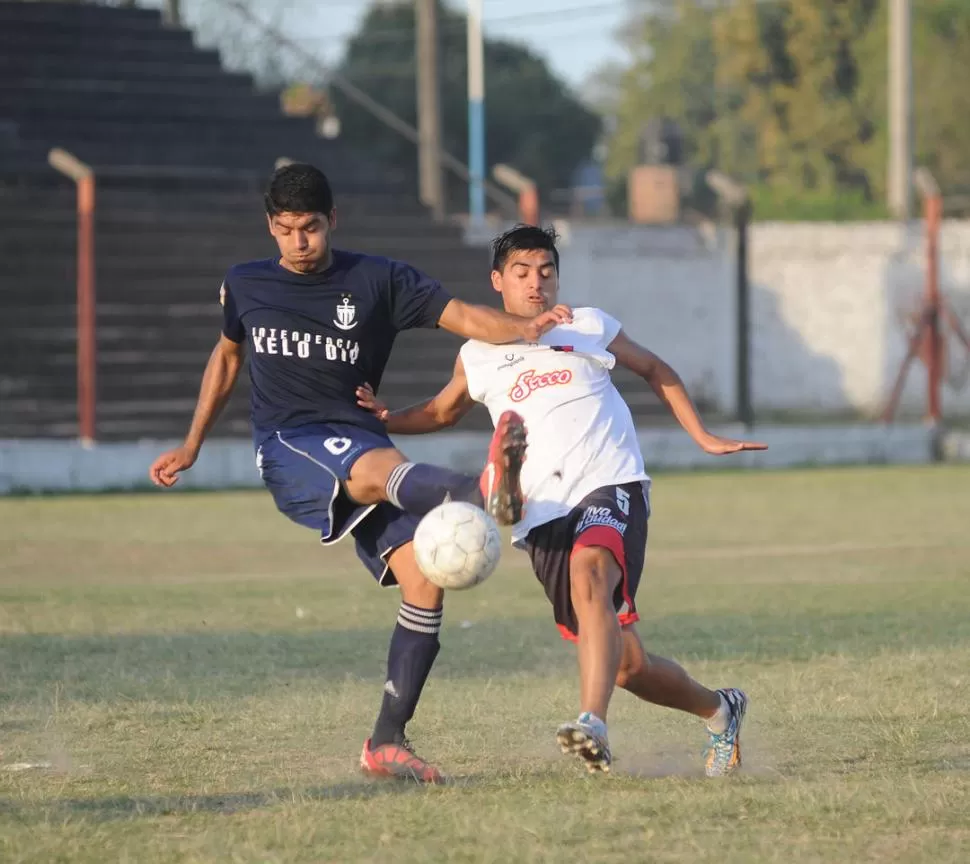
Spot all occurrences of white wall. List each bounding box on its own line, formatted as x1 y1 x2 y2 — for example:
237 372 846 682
554 220 970 418
0 425 939 495
558 223 735 412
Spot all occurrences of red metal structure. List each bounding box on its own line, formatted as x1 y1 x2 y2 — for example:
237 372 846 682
48 147 97 446
883 168 970 423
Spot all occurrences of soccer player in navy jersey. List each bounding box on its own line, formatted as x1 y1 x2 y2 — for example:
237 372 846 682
148 164 572 783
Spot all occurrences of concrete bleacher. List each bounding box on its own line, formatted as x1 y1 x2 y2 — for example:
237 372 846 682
0 0 497 440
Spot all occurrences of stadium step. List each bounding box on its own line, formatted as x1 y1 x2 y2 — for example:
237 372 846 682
0 29 206 61
0 0 508 442
0 76 258 101
2 92 287 124
0 55 233 83
0 1 162 28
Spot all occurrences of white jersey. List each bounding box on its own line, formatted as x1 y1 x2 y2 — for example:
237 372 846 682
460 307 650 545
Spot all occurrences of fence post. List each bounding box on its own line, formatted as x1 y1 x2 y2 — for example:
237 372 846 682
915 168 943 424
48 148 97 447
706 171 753 429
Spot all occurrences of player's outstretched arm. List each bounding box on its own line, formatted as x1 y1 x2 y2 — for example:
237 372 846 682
609 330 767 455
356 356 475 435
149 334 245 487
437 298 573 344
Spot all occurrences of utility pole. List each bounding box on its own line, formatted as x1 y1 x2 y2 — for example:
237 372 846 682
888 0 912 219
415 0 445 220
467 0 486 226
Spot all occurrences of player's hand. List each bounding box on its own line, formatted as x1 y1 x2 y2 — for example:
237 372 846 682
522 304 573 341
149 445 199 488
698 434 768 456
356 383 389 423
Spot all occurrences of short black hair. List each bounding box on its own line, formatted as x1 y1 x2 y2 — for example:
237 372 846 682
491 223 560 273
264 163 334 216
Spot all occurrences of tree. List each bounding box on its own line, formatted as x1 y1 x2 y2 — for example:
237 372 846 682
910 0 970 194
331 1 600 208
180 0 309 89
715 0 882 200
605 0 970 219
608 1 719 180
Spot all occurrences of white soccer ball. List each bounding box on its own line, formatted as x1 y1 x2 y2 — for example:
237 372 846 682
413 501 502 590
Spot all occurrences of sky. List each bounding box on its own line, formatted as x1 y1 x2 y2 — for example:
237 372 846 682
166 0 633 94
306 0 632 91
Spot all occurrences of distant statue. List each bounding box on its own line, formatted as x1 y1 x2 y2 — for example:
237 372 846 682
637 118 684 167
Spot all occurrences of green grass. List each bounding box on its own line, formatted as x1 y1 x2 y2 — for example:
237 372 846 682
2 465 970 863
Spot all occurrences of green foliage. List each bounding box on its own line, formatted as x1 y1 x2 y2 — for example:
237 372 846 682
607 0 719 181
332 1 600 205
749 185 889 221
606 0 970 221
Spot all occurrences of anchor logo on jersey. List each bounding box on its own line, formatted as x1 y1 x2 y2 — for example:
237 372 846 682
333 296 358 331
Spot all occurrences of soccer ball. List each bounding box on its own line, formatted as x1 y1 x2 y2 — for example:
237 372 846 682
413 501 502 590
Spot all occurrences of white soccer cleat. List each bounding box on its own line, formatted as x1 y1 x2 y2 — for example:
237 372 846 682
556 712 612 773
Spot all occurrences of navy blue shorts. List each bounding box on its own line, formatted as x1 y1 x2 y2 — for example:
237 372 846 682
255 423 420 585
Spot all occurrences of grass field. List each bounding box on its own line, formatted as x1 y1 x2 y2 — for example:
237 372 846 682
2 465 970 863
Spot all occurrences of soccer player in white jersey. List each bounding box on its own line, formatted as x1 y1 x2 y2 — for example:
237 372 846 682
356 224 767 776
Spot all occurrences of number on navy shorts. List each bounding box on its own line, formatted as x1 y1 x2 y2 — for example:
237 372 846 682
324 437 352 456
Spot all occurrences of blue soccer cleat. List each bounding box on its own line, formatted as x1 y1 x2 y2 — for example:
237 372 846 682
705 688 747 777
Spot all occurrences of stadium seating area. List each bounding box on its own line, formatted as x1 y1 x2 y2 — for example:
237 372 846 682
0 0 661 441
0 0 498 439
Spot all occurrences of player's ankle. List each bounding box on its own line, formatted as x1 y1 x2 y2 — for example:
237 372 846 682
369 727 404 749
705 692 731 735
578 711 608 737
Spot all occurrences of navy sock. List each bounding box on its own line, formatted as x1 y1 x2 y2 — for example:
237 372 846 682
385 462 484 516
371 603 443 748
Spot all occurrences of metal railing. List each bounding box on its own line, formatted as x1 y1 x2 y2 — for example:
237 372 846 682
41 147 282 446
48 148 97 447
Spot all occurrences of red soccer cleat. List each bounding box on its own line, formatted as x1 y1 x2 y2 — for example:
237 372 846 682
359 738 444 784
479 410 528 526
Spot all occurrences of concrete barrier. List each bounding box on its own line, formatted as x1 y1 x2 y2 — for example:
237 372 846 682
0 424 940 495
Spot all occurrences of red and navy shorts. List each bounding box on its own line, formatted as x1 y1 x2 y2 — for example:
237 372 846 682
524 481 650 642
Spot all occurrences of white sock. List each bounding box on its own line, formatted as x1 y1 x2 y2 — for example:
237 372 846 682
706 692 730 735
578 711 608 737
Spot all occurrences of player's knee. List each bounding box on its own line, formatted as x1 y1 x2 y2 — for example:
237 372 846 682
345 447 406 504
615 649 646 689
615 627 647 689
387 542 444 609
569 547 619 610
400 579 443 610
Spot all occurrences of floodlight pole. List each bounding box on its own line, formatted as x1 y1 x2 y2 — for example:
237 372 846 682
888 0 913 219
467 0 486 225
416 0 445 219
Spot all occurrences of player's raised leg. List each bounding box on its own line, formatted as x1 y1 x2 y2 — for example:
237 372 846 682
343 410 528 526
556 544 623 773
616 625 747 777
359 536 445 784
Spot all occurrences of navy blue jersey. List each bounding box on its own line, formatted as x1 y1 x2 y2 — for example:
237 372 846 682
221 251 452 441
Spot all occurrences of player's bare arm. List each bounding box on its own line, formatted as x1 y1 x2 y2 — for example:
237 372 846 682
356 356 475 434
437 297 572 344
149 334 245 487
608 329 767 455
